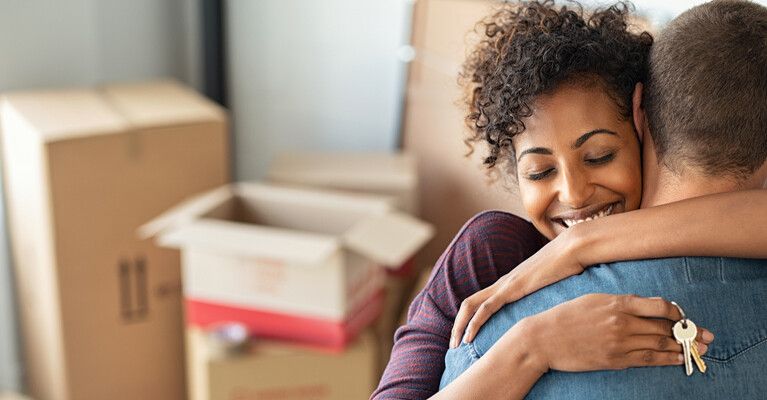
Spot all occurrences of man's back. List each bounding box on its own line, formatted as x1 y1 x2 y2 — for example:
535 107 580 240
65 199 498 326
441 257 767 399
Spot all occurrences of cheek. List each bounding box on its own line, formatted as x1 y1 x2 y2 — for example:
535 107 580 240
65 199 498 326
518 181 555 234
607 157 643 211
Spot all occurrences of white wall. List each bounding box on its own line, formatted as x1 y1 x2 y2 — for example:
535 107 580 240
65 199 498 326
0 0 199 392
0 0 202 92
226 0 414 180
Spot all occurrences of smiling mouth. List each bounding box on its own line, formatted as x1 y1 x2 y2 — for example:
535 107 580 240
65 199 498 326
557 203 616 228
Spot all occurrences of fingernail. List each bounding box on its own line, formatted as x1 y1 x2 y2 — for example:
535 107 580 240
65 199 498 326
450 337 458 349
677 354 684 362
702 331 714 342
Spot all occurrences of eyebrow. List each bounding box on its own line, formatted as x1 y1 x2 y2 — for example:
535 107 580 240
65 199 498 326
517 147 552 161
516 129 618 162
572 129 617 149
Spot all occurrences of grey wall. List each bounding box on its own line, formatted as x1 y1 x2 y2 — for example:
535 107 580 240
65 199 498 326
226 0 414 180
0 0 200 392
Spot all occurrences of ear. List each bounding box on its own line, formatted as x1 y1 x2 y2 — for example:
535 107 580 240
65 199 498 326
632 82 647 143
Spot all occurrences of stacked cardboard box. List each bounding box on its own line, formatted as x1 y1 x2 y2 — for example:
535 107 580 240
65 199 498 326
141 182 433 351
0 81 229 400
186 327 378 400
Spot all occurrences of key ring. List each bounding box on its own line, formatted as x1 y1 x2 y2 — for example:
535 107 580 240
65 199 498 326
670 301 688 328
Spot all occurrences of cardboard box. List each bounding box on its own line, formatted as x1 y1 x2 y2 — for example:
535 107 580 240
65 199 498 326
0 392 33 400
268 151 418 215
0 80 229 400
186 327 378 400
140 182 433 348
402 0 530 264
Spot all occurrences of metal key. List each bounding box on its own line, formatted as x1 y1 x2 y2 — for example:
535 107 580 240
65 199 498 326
690 339 707 373
673 318 697 376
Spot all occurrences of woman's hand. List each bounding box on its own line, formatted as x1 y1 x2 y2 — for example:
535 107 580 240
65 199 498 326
516 294 714 372
451 231 586 348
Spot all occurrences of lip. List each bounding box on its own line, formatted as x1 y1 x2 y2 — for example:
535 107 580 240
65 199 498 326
550 201 620 228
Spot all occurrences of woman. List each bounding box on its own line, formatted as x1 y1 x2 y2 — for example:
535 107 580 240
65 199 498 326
372 1 763 399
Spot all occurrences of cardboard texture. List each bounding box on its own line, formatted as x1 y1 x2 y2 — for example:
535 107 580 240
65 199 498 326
0 80 229 400
142 182 433 348
186 327 377 400
0 393 33 400
372 274 419 377
267 151 419 215
402 0 529 264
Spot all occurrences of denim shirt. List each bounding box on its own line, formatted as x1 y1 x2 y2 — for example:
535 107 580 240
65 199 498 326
440 257 767 399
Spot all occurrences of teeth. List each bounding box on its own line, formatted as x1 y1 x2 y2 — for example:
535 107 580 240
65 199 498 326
562 204 614 228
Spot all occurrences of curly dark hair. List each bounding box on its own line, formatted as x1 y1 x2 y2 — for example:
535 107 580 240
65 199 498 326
462 0 653 175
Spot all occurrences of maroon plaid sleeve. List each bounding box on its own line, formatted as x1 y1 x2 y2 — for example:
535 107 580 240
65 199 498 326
371 211 547 399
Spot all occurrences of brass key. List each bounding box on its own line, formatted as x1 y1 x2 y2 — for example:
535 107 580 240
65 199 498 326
690 339 707 373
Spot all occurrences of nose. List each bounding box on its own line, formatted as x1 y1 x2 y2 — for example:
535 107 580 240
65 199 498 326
556 165 594 208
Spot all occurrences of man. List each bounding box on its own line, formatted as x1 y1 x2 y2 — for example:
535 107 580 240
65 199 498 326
440 1 767 398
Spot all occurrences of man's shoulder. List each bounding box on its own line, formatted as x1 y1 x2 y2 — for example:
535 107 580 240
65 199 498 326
474 256 767 357
605 256 767 281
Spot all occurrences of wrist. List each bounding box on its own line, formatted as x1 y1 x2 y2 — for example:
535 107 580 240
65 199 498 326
562 220 596 268
500 316 550 376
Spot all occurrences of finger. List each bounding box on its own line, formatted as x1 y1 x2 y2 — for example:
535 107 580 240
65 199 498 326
621 334 683 354
621 333 708 357
465 295 505 342
623 317 713 355
697 327 715 344
618 295 681 321
622 349 685 368
452 290 492 348
621 315 677 337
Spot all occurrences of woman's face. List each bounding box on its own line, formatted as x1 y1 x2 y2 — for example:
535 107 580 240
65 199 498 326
513 85 643 240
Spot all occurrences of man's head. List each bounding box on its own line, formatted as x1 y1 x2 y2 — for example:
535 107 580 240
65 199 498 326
643 0 767 186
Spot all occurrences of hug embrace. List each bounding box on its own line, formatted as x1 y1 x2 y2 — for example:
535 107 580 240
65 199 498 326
373 0 767 399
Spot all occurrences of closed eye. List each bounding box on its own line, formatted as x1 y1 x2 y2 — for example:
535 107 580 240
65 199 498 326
526 168 555 181
586 152 615 165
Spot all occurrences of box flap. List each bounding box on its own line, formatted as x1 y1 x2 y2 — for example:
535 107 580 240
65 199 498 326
268 151 417 191
158 219 340 265
137 185 234 240
0 90 129 143
100 80 226 128
343 211 434 268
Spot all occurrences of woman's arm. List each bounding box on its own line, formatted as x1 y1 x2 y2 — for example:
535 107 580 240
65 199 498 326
452 189 767 345
371 211 546 399
571 189 767 264
435 294 711 400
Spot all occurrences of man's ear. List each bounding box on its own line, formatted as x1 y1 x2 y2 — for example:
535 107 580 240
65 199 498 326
632 82 647 143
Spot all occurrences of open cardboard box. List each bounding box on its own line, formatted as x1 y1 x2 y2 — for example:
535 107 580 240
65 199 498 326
140 182 433 348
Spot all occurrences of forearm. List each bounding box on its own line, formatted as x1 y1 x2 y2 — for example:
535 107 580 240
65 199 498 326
433 318 546 400
569 189 767 266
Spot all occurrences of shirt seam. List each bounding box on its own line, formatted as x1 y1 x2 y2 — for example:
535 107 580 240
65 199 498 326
467 341 482 362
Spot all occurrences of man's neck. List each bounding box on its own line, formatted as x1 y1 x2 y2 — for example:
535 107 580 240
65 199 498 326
640 169 745 208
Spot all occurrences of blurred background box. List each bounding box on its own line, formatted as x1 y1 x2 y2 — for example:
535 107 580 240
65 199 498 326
266 151 428 372
0 392 32 400
403 0 528 265
186 327 377 400
268 151 418 216
141 182 433 350
0 80 229 400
